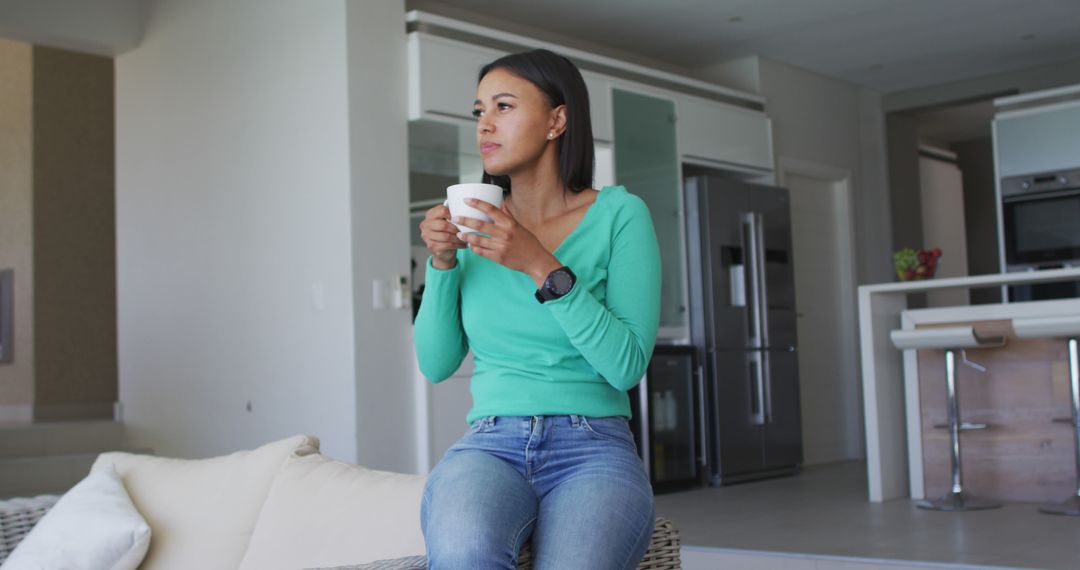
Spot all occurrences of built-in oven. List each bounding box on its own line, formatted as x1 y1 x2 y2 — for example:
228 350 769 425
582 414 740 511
1001 168 1080 301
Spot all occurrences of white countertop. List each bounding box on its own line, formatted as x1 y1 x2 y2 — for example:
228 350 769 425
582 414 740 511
859 266 1080 294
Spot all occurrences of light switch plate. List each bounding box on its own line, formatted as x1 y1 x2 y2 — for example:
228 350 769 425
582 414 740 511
372 279 387 310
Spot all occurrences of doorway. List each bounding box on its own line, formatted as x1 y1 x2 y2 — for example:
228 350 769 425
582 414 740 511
778 158 862 465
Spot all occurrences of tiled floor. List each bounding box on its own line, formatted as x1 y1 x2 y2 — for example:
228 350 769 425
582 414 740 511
653 461 1080 570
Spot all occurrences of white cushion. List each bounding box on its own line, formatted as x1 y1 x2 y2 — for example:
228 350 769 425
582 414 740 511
237 452 427 570
3 464 151 570
89 435 319 570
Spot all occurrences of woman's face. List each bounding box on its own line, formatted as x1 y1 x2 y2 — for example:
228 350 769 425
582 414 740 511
474 68 565 177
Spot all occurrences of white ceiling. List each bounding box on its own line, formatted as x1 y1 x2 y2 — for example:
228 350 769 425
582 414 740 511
415 0 1080 93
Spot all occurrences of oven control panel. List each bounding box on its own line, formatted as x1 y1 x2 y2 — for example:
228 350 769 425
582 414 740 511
1002 167 1080 197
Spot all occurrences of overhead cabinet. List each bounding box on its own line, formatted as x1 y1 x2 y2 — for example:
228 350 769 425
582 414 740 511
994 100 1080 177
676 94 774 172
408 33 614 143
408 34 504 123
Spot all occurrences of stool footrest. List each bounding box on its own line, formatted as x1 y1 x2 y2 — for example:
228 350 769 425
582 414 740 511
933 422 990 430
1051 417 1074 424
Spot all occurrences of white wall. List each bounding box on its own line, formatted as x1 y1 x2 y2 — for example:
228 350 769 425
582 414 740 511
116 0 363 462
919 155 970 307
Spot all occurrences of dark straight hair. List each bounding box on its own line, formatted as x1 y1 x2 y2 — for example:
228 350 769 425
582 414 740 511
478 49 595 194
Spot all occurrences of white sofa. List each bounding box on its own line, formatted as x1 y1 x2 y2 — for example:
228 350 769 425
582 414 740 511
2 435 682 569
85 435 426 570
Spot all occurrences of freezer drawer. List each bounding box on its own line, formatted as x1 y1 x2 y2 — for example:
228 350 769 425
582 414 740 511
709 348 802 482
762 348 803 470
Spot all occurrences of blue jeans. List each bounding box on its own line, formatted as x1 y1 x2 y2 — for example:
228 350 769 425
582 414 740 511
421 415 656 570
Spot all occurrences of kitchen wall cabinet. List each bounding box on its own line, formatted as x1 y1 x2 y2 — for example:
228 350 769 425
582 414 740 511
407 33 503 123
994 100 1080 177
677 93 773 172
407 33 614 143
408 31 770 171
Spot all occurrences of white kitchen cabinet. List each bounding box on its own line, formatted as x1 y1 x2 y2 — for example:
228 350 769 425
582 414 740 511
582 71 613 142
676 94 774 172
409 33 615 143
408 33 506 123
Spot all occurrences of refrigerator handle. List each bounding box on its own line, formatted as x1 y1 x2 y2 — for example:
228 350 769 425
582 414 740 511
754 213 774 423
754 212 770 347
696 364 707 466
742 213 761 346
762 350 774 424
749 352 766 426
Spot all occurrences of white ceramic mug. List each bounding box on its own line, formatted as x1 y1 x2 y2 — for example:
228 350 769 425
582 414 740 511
445 183 504 234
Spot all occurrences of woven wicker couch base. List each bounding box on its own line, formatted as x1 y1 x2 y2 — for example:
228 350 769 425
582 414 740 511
2 495 680 569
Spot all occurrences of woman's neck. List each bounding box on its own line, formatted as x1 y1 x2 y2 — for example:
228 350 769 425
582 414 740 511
506 153 569 226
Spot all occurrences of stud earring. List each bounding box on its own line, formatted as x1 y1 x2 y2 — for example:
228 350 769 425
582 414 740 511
547 132 555 139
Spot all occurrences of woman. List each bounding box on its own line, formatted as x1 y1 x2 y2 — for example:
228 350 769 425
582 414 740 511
414 48 661 570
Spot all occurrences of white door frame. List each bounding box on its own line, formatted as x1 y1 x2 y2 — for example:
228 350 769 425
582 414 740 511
776 156 864 459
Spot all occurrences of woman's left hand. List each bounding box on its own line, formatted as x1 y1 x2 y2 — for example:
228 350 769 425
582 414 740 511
453 198 562 288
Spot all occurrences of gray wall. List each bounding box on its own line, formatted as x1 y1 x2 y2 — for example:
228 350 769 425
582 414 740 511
886 114 923 253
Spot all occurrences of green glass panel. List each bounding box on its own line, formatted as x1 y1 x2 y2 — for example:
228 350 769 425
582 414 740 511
612 89 685 333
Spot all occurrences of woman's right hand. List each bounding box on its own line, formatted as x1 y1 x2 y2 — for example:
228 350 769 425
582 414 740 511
420 204 467 269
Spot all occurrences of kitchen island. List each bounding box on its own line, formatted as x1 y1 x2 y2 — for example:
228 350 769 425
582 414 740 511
858 267 1080 502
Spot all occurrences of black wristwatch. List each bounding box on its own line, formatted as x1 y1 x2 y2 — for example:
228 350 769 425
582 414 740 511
535 266 576 304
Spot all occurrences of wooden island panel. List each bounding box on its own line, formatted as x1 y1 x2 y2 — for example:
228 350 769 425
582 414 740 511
916 319 1075 503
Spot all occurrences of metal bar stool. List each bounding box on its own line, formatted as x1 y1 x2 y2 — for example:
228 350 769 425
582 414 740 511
1012 315 1080 516
891 326 1006 511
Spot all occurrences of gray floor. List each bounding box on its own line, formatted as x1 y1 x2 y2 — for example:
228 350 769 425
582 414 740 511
653 461 1080 570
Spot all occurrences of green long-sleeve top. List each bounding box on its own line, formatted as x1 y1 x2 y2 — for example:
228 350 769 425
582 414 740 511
413 186 662 424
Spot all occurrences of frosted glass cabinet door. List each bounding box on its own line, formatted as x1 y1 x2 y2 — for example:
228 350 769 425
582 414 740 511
995 101 1080 177
613 89 686 335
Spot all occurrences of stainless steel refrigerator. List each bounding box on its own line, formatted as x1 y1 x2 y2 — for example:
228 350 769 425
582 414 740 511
684 174 803 486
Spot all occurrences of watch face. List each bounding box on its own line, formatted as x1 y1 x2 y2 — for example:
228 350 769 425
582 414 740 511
552 270 574 294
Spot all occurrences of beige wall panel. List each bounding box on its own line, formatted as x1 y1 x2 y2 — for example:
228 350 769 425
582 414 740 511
32 45 116 412
0 38 35 414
